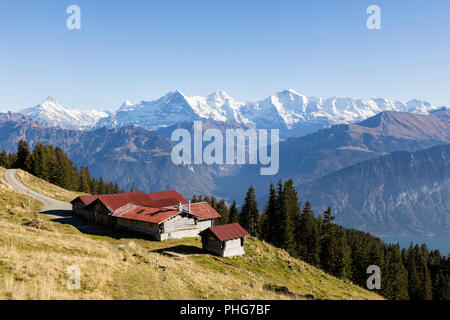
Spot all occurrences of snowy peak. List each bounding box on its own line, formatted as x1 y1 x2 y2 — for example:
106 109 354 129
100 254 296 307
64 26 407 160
96 89 445 135
12 90 447 136
118 99 133 111
20 97 108 130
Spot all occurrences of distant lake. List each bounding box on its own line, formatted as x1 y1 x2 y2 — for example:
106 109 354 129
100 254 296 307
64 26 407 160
380 236 450 256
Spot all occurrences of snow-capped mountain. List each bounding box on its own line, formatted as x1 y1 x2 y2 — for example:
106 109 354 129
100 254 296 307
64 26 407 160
96 89 443 136
20 97 109 130
12 91 445 135
95 90 249 130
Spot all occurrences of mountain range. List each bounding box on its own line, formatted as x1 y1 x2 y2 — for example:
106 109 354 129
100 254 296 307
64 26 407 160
2 89 450 236
296 144 450 236
14 90 445 135
224 110 450 203
1 109 449 236
20 97 109 130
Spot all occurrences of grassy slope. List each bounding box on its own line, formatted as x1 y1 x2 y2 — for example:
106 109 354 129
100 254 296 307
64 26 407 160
15 169 85 202
0 168 382 300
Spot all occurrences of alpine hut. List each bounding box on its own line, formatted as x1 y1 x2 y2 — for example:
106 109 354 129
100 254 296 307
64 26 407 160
199 223 250 257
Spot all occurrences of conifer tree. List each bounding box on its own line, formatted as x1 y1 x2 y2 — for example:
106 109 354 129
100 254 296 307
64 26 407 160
419 244 433 300
0 150 9 168
79 166 92 193
281 180 300 255
228 200 239 224
107 181 115 194
216 199 229 225
261 183 278 244
8 153 17 169
334 228 352 279
271 180 286 247
368 242 384 268
382 245 409 300
16 139 30 170
433 271 447 300
350 238 369 286
98 177 107 194
320 207 337 272
210 196 218 210
239 186 259 236
296 201 320 266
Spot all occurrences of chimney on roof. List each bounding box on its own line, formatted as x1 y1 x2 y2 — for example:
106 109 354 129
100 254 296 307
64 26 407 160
188 200 191 212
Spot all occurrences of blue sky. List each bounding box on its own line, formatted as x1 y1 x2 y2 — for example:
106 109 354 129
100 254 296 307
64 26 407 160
1 0 449 111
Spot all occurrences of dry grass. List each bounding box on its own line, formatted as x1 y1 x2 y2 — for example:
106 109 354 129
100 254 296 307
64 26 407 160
15 169 85 202
0 167 382 300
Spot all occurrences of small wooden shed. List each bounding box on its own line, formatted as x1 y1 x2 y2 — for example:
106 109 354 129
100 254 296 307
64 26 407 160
199 223 250 257
70 195 98 220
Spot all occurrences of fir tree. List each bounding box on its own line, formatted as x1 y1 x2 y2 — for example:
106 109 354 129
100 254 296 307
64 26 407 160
16 139 30 170
210 196 218 210
433 271 447 300
228 200 239 224
280 180 300 255
382 245 409 300
239 186 259 236
0 150 9 168
320 207 337 272
216 199 229 225
79 166 92 193
98 177 107 195
261 183 277 244
296 201 320 266
334 228 352 279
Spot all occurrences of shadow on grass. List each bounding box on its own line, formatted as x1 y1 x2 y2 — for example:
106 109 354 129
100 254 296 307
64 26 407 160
152 244 205 256
41 210 159 241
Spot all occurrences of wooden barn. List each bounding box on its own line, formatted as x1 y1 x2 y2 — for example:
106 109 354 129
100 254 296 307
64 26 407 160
70 190 221 240
70 195 98 220
200 223 250 257
112 202 197 240
82 191 155 226
112 201 220 240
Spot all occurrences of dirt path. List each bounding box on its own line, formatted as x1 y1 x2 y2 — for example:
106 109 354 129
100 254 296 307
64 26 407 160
4 169 72 218
3 169 105 233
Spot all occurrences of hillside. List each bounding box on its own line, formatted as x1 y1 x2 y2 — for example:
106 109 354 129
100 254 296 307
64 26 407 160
0 168 381 300
296 144 450 236
15 169 85 202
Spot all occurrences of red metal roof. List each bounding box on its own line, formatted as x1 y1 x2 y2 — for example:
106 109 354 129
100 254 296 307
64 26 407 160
146 190 187 207
75 190 221 224
201 223 250 241
112 203 203 224
188 202 221 220
150 198 185 208
112 203 182 224
86 191 155 211
70 195 98 206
